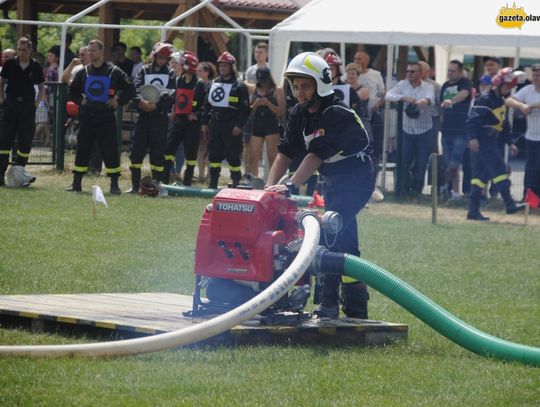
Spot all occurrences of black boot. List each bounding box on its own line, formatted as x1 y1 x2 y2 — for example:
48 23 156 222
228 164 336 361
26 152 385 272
341 282 369 319
66 172 83 192
127 168 141 194
183 165 195 186
110 174 121 195
467 185 487 220
498 179 526 214
230 170 242 188
313 275 340 318
208 167 220 189
162 160 173 185
151 169 163 184
0 158 8 186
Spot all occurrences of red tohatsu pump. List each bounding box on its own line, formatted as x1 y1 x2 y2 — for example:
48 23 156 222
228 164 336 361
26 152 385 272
186 187 342 324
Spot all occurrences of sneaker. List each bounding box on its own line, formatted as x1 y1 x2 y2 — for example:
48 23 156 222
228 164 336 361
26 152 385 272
371 186 384 202
125 187 139 194
20 167 36 186
448 191 462 201
506 202 526 214
467 212 490 221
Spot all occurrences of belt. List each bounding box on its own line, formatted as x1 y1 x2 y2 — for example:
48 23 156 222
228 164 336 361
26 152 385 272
8 97 29 103
211 111 236 121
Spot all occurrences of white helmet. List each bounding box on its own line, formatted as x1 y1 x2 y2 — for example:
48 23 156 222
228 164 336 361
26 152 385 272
6 165 36 188
284 52 334 97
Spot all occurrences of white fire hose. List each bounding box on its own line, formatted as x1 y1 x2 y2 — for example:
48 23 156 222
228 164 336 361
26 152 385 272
0 214 320 358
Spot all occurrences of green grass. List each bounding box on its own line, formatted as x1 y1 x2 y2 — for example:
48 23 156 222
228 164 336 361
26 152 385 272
0 170 539 406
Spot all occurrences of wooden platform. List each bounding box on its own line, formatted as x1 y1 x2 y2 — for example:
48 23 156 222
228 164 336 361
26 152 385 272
0 293 408 347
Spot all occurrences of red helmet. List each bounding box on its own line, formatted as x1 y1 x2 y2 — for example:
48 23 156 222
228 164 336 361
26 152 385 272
183 51 199 74
153 42 173 58
66 101 79 117
491 67 526 88
217 51 236 65
324 53 342 67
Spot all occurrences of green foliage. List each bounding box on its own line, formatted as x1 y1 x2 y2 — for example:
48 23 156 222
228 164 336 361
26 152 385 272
0 13 184 60
0 170 538 406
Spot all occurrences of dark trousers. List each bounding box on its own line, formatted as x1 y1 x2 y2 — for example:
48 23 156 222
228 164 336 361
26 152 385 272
524 139 540 197
322 159 375 257
208 118 243 187
163 116 200 184
0 100 36 172
165 117 200 165
319 159 374 313
468 136 514 214
402 129 435 194
130 113 168 174
208 119 242 168
74 112 120 176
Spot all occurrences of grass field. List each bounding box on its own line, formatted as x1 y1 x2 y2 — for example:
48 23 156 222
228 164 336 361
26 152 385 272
0 169 539 406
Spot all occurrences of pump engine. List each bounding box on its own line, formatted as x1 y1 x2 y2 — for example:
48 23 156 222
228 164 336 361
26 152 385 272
188 188 322 323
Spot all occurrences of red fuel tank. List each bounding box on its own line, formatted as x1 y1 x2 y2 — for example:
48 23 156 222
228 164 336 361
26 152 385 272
194 188 300 282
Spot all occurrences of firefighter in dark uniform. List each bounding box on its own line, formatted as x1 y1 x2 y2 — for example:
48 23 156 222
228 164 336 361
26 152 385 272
0 37 45 186
66 39 135 194
266 52 375 319
163 51 206 186
128 42 176 192
202 51 250 188
466 67 526 221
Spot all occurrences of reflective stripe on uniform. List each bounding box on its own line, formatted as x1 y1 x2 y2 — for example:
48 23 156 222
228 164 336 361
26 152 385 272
16 150 30 158
471 178 486 188
151 165 164 172
165 155 175 161
105 167 122 174
492 174 509 184
0 150 10 155
341 275 358 283
228 96 238 103
209 162 222 168
185 160 197 166
74 166 89 173
229 165 242 171
129 163 143 169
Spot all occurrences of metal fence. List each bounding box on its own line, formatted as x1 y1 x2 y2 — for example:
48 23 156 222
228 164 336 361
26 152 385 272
23 86 526 200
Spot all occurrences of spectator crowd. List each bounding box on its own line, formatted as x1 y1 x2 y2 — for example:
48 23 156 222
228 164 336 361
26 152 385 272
1 35 539 220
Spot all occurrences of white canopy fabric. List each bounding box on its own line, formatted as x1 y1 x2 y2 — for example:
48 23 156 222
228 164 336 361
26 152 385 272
269 0 540 82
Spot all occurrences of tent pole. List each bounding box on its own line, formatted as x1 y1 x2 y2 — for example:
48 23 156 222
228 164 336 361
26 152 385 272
381 44 394 193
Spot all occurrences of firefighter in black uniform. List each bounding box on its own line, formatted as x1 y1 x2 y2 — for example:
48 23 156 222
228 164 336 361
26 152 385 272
466 67 526 221
266 52 375 319
163 51 206 186
202 51 250 188
0 37 45 186
128 42 176 192
66 39 135 194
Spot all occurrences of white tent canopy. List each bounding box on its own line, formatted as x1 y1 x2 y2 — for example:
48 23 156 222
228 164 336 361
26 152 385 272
269 0 540 82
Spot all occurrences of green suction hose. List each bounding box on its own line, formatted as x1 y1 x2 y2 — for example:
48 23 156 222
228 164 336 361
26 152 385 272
341 254 540 366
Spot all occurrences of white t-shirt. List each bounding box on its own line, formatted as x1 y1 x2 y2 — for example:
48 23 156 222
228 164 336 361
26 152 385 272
358 68 385 111
514 84 540 141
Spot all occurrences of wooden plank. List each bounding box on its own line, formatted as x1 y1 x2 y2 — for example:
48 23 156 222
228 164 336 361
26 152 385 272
0 293 408 347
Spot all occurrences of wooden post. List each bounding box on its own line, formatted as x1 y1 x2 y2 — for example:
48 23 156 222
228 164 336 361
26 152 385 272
431 153 438 225
200 8 228 55
99 3 118 60
397 46 409 80
16 0 37 46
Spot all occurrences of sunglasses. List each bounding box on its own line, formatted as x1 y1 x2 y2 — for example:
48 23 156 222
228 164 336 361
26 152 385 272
406 70 419 73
